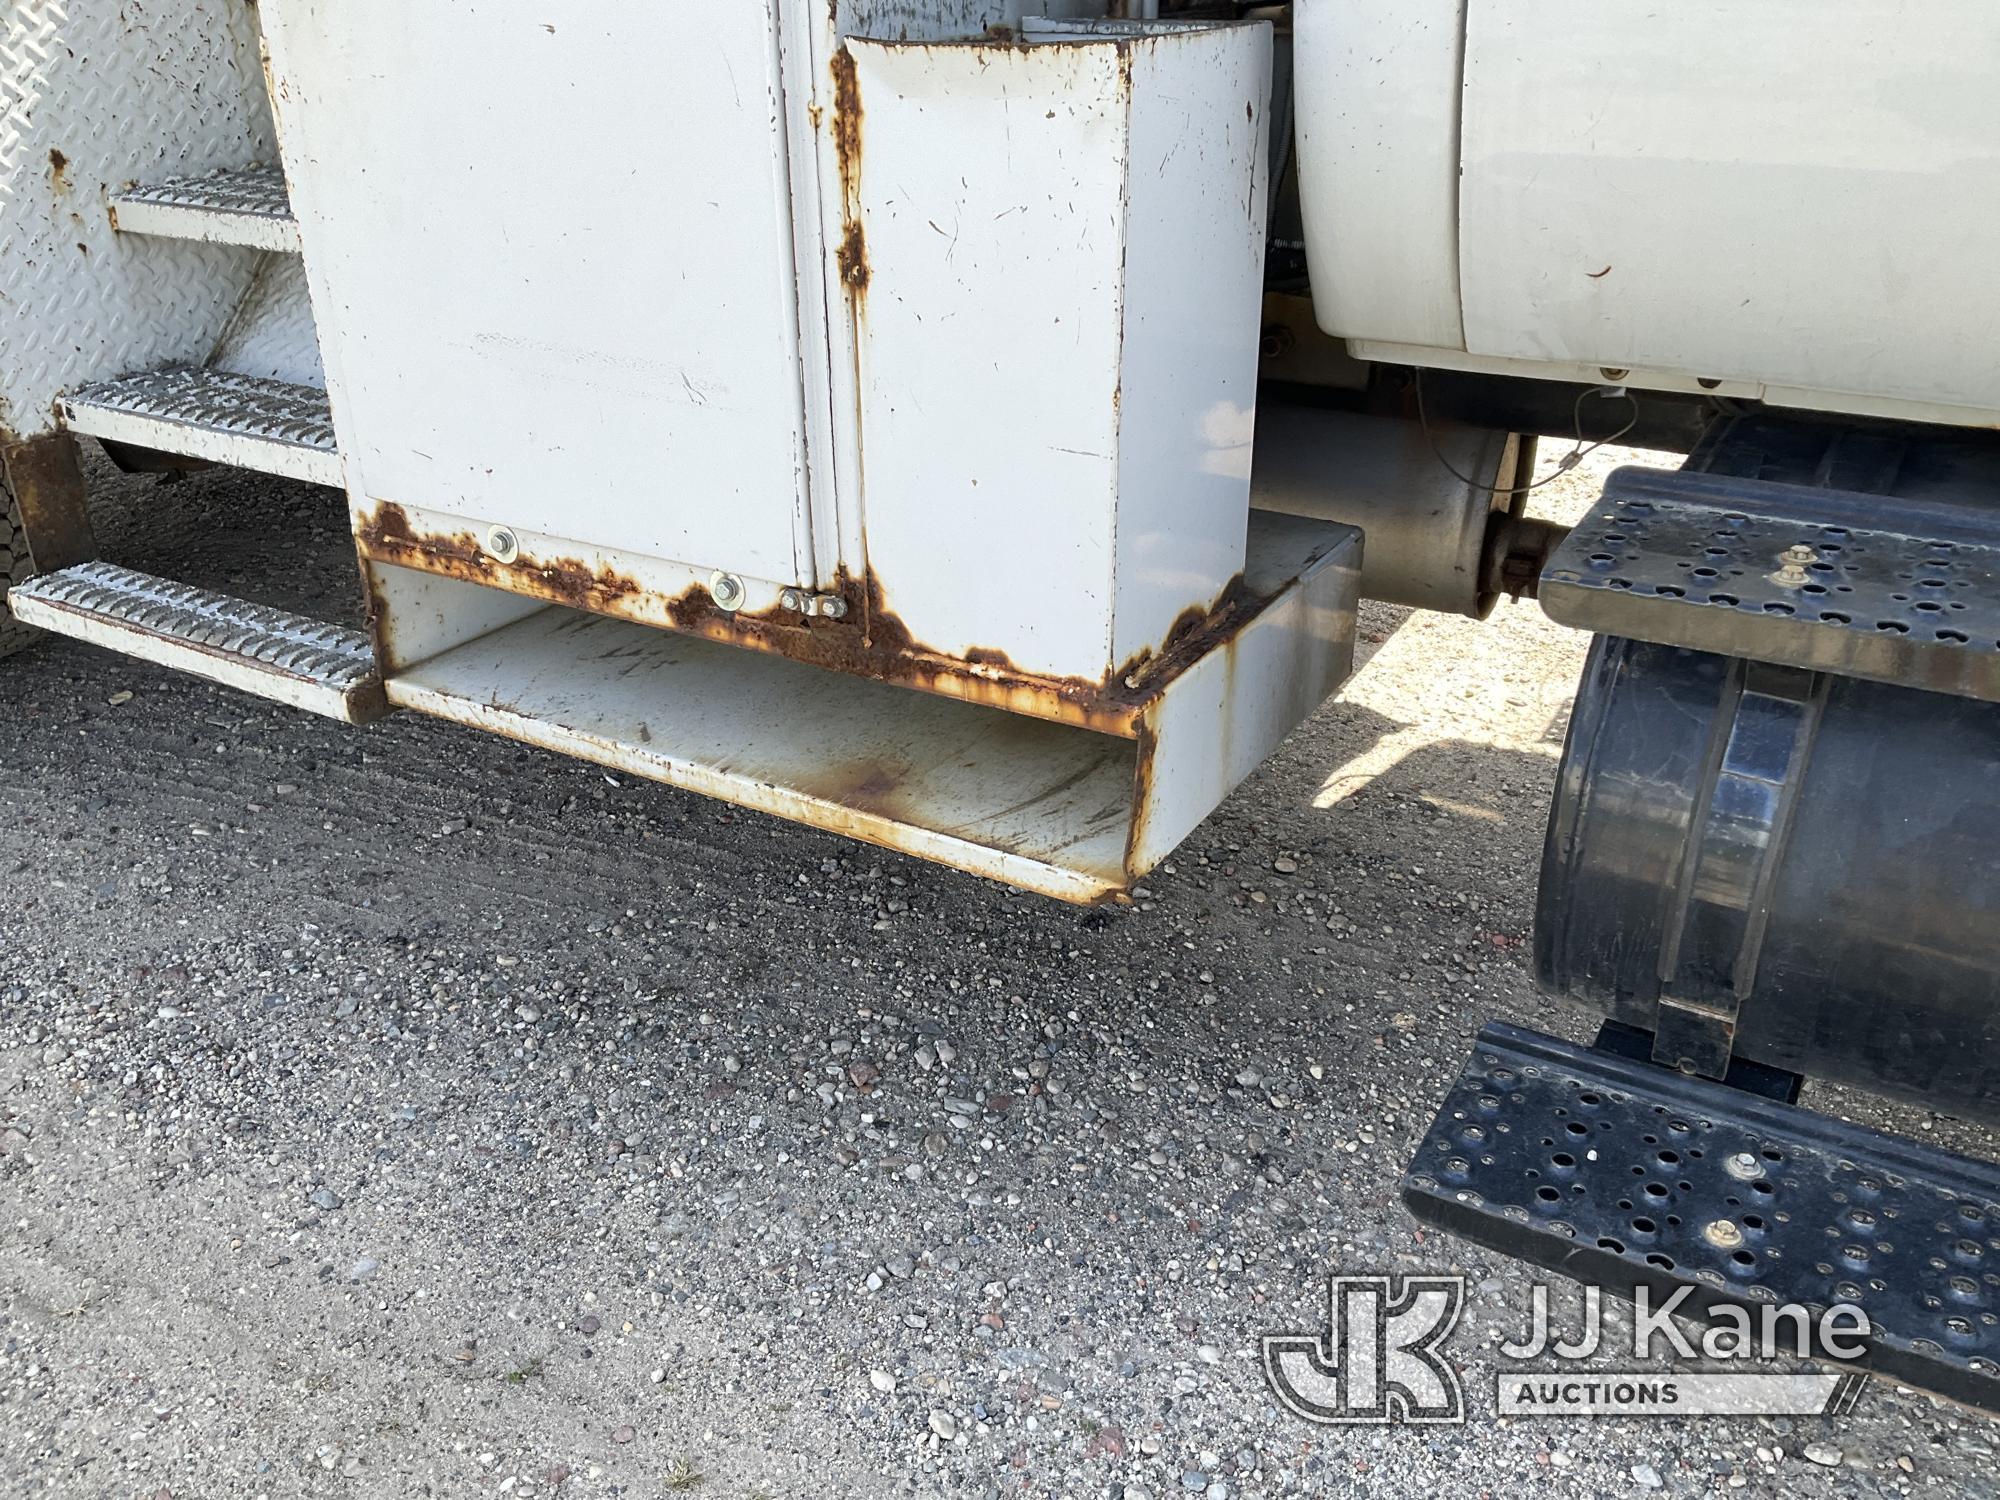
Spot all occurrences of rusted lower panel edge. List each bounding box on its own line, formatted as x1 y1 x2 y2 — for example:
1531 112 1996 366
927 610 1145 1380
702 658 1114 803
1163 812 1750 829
356 499 1303 740
373 516 1362 904
357 500 1147 735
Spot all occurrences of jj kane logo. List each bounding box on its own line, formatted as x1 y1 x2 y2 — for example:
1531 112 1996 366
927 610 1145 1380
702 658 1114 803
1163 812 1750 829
1262 1276 1466 1424
1265 1275 1871 1424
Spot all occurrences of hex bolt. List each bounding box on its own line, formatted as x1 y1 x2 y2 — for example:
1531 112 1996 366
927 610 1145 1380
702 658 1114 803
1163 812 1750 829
1769 543 1818 589
1704 1218 1745 1250
484 525 521 564
1724 1151 1762 1181
815 594 849 620
779 588 803 612
708 571 746 612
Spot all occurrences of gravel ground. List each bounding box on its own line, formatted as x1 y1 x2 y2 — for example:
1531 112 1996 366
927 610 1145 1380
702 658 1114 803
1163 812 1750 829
1 447 1995 1499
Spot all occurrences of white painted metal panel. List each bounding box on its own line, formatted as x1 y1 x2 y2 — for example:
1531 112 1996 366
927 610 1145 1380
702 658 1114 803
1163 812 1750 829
210 255 326 389
799 5 1117 595
1456 0 2000 415
846 24 1269 684
1110 22 1272 672
367 565 547 675
1293 0 1467 349
381 510 1360 902
1131 513 1360 871
259 1 814 586
846 37 1127 680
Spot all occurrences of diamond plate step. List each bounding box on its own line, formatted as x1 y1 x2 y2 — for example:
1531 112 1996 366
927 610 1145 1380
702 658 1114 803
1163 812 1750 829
7 562 385 722
110 166 299 253
63 368 340 487
1407 1022 2000 1413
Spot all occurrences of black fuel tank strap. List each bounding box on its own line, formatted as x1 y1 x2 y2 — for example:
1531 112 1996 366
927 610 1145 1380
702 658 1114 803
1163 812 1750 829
1652 658 1829 1079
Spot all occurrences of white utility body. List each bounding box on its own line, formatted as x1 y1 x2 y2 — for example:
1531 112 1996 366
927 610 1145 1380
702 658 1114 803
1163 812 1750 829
1 2 1375 902
5 0 1996 900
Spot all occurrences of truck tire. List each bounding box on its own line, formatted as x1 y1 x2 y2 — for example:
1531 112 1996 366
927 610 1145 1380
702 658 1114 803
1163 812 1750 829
0 472 36 660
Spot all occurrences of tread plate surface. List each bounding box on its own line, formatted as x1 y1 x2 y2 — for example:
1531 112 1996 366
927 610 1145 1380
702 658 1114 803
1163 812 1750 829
62 367 339 486
111 166 299 251
7 561 381 721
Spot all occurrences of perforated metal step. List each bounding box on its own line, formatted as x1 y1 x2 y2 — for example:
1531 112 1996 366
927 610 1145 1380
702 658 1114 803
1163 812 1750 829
1407 1022 2000 1413
62 368 340 487
110 166 299 253
1543 463 2000 704
7 562 384 722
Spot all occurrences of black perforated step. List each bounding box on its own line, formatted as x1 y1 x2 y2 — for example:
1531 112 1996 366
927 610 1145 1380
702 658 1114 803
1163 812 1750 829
1406 1022 2000 1412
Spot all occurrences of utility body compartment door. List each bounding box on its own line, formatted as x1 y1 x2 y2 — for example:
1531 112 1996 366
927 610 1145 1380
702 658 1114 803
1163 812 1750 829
260 1 815 588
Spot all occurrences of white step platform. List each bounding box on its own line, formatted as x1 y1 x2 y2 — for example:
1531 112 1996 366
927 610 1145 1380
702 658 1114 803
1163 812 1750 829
110 166 300 253
61 368 339 487
6 562 385 723
379 513 1363 902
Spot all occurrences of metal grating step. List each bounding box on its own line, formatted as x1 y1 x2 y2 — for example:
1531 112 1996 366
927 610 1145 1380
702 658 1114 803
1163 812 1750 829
110 166 299 253
1407 1022 2000 1413
62 367 340 487
1543 466 2000 704
6 562 385 722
